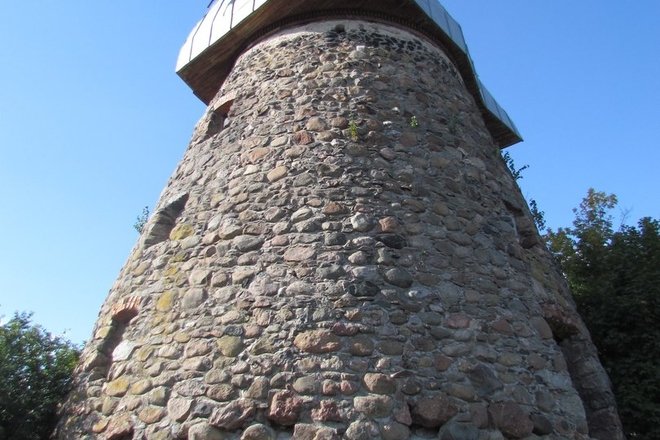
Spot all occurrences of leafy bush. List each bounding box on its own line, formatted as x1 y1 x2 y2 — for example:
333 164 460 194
0 313 80 440
133 205 150 234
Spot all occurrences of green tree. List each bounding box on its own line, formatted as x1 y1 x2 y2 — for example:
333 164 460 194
0 313 80 440
546 189 660 439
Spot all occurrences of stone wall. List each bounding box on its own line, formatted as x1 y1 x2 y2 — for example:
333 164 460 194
56 20 623 440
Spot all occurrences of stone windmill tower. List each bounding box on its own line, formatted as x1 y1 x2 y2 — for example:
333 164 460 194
57 1 625 439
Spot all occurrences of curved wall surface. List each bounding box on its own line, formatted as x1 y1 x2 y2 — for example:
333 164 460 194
57 20 623 440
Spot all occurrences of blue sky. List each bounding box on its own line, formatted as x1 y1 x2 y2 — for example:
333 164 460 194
1 1 658 344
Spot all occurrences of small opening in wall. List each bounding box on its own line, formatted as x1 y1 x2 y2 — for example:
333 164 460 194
206 93 235 138
99 321 128 376
209 109 229 134
97 296 141 378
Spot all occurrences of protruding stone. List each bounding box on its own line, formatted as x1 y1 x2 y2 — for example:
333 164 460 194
188 422 226 440
531 414 554 435
138 406 165 424
245 378 268 400
174 379 207 397
384 268 414 288
530 317 554 339
401 378 422 395
311 400 343 422
379 217 399 232
330 116 349 129
376 234 406 249
129 378 153 395
105 377 130 397
268 390 303 426
394 404 413 426
293 130 313 145
104 413 133 440
251 336 278 355
233 235 264 252
306 117 328 131
341 381 359 396
381 422 410 440
293 375 318 395
147 387 168 406
438 420 480 440
379 340 404 355
217 336 244 357
345 420 379 440
322 201 348 216
246 147 271 163
283 246 316 262
112 340 136 362
363 373 396 394
207 384 236 402
185 339 213 357
170 223 195 240
350 213 373 232
467 364 503 396
293 424 338 440
267 166 288 182
446 313 471 329
294 330 341 353
155 290 176 312
488 402 534 439
92 419 109 434
354 395 393 418
182 287 207 309
291 207 313 222
241 424 276 440
210 400 256 430
348 335 374 356
411 394 458 428
167 398 193 422
219 220 243 239
379 148 397 161
232 267 256 285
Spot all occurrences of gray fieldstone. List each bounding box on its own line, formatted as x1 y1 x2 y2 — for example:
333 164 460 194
209 399 256 430
188 423 226 440
411 394 458 428
241 424 275 440
112 341 136 362
354 395 393 418
350 213 374 232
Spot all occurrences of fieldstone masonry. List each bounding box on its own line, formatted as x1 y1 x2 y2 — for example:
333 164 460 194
56 19 624 440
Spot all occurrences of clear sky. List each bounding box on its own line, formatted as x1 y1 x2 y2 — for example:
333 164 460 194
0 1 658 344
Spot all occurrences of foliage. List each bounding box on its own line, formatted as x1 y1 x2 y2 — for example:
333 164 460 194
0 313 80 440
409 115 419 128
501 150 529 181
133 206 150 234
348 121 359 141
499 151 545 231
529 199 546 232
545 189 660 439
